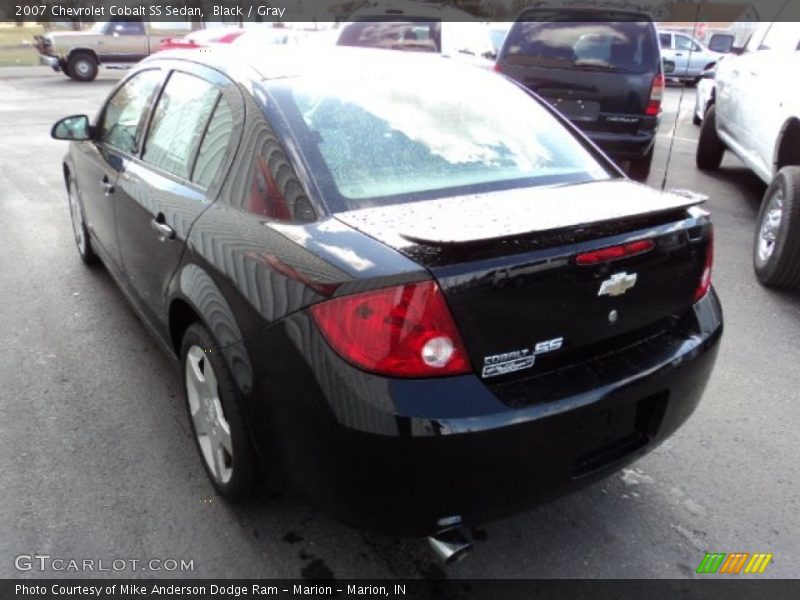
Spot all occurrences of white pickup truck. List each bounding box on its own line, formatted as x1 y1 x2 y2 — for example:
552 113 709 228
696 22 800 288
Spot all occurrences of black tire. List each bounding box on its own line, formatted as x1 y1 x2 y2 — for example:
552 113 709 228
753 166 800 288
696 105 725 170
181 323 258 501
627 146 654 182
693 112 702 126
67 179 98 266
685 78 698 88
67 52 98 82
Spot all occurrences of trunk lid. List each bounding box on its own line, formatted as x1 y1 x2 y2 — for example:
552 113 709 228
335 180 711 382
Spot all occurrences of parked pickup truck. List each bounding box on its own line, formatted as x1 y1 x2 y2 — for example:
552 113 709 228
34 20 191 82
696 22 800 288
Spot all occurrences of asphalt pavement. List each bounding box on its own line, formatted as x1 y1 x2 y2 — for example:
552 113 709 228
0 65 798 579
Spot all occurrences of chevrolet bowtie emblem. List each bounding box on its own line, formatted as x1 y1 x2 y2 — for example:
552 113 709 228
598 272 638 297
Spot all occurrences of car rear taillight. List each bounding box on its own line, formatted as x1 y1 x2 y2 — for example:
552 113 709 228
576 239 655 265
310 281 471 378
493 63 502 73
218 31 246 43
645 73 665 116
694 229 714 301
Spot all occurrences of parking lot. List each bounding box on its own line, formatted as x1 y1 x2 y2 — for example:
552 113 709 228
0 65 798 579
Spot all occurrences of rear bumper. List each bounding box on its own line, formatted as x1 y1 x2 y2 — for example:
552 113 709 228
585 128 657 160
237 290 722 535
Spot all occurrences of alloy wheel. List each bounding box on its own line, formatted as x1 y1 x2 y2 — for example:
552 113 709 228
185 345 234 485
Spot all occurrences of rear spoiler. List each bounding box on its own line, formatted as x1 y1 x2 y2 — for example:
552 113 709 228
337 180 707 248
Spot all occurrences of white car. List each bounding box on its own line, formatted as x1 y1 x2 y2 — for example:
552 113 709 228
659 30 724 84
696 22 800 288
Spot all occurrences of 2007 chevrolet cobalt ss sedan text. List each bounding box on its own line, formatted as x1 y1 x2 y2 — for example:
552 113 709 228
52 47 722 541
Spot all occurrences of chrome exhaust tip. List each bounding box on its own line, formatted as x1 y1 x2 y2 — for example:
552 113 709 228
427 526 473 565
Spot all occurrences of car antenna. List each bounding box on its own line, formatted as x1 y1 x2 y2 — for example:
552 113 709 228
660 3 701 191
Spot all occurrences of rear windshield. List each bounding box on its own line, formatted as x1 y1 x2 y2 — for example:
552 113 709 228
337 20 440 52
504 18 659 74
267 64 610 212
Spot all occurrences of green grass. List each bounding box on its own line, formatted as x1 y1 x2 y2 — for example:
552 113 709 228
0 24 44 66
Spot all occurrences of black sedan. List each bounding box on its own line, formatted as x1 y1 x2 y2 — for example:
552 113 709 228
52 47 722 541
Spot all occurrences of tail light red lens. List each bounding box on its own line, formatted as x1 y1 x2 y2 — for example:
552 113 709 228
645 73 665 116
492 63 503 73
309 281 471 378
694 229 714 301
576 239 655 265
218 31 246 44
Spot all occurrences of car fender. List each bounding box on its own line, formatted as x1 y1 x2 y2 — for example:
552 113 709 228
773 116 800 176
66 47 99 64
167 262 254 396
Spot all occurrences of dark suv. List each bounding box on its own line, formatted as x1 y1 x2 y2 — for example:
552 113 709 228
496 9 664 181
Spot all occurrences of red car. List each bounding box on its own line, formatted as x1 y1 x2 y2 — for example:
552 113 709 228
159 27 303 52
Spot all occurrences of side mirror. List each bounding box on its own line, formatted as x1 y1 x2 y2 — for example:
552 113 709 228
51 115 92 141
708 33 735 54
663 59 676 74
701 68 716 80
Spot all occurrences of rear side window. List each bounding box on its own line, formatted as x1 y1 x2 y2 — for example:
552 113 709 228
142 71 219 181
337 21 440 52
192 97 234 188
504 18 659 74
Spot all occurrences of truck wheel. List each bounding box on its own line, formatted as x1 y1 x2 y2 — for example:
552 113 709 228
696 105 725 170
627 146 654 182
67 53 98 82
753 166 800 288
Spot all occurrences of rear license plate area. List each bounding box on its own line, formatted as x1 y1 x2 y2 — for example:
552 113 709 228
545 98 600 122
572 391 668 477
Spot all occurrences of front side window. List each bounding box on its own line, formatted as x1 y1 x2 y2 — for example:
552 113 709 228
112 21 146 36
99 69 162 155
658 33 671 48
674 35 699 52
758 23 800 52
142 71 219 181
269 65 610 211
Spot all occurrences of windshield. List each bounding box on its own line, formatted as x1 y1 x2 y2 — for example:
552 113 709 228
504 19 659 73
268 63 610 212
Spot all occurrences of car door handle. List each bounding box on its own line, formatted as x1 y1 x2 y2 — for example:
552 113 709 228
151 216 175 241
675 52 683 56
101 175 114 195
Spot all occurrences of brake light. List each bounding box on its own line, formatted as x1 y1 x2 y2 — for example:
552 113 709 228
218 31 246 44
576 239 655 265
645 73 665 116
310 281 471 378
694 229 714 301
493 63 503 73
